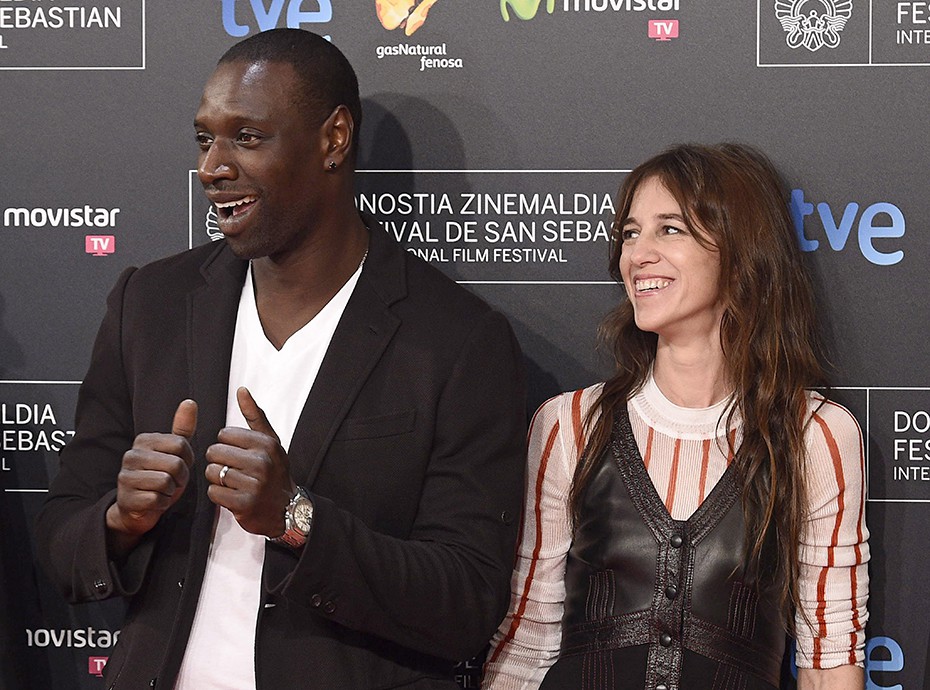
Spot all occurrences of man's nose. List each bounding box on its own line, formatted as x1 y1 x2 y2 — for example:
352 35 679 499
198 140 238 185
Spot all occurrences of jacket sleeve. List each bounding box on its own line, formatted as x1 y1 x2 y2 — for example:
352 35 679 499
34 267 159 603
267 309 528 661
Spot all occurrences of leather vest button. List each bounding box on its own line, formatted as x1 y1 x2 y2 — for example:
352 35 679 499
659 632 673 647
670 534 683 548
665 585 678 599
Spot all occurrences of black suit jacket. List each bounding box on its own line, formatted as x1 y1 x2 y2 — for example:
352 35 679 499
35 227 527 689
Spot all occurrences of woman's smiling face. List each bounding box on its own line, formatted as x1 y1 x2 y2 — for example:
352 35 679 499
619 176 724 344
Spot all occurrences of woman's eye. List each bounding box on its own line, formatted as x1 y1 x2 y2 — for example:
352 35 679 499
621 228 639 241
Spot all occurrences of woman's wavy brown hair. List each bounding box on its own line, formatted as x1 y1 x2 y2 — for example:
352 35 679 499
572 143 827 632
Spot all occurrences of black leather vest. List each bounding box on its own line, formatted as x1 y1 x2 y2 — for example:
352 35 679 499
540 410 786 690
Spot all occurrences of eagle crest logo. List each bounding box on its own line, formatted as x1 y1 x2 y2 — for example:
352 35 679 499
205 207 223 242
775 0 852 51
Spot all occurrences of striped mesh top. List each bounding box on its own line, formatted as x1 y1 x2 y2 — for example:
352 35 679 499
483 375 869 688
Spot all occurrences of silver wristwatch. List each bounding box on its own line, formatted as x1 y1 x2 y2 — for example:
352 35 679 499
269 486 313 549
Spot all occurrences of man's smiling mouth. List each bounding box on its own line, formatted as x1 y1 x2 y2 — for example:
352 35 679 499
215 196 258 219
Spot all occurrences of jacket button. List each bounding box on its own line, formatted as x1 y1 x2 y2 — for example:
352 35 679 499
310 594 322 608
500 510 513 524
669 534 683 549
665 585 678 599
323 601 336 614
659 632 673 647
178 578 185 589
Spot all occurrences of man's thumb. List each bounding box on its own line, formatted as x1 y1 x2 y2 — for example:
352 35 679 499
172 399 198 439
237 387 280 442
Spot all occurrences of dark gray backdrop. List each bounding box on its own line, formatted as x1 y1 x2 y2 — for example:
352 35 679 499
1 1 925 688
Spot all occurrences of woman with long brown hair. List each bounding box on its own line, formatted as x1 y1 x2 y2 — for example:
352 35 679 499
483 144 869 689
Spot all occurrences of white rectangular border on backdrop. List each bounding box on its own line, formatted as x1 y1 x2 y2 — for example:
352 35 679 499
0 0 146 71
189 168 625 285
756 0 930 68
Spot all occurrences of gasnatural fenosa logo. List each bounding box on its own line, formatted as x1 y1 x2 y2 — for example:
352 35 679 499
775 0 852 51
375 0 440 35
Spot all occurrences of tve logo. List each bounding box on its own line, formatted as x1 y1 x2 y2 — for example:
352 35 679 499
85 235 115 257
648 18 678 40
791 189 905 266
866 636 904 690
221 0 333 37
787 635 904 689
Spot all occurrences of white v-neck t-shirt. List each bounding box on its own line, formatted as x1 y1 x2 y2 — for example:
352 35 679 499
175 260 363 689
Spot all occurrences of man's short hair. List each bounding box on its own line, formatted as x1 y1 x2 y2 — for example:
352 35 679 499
219 28 362 148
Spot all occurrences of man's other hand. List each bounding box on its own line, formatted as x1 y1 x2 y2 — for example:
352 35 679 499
205 387 296 537
105 399 198 555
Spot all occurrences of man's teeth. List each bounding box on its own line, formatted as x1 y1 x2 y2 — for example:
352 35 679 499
635 278 671 292
215 196 257 216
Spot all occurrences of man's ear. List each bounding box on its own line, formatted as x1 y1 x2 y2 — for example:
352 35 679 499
321 105 354 170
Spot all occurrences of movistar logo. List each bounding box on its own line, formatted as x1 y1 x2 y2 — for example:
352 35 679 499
501 0 556 21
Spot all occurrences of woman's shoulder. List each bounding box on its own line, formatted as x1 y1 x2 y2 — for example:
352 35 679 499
528 384 603 482
801 391 867 520
532 384 604 425
527 385 605 465
803 390 865 466
804 391 863 437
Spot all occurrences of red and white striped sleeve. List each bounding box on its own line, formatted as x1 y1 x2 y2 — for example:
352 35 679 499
794 393 870 669
482 387 600 689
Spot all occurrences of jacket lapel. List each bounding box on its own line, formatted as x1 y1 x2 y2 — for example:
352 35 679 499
287 226 406 487
187 243 247 494
188 246 248 460
168 243 247 668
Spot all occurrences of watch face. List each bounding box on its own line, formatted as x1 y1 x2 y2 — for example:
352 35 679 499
293 501 313 532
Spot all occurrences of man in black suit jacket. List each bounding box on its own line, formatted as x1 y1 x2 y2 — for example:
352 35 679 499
35 29 526 689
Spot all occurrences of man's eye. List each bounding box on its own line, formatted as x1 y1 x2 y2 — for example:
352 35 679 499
195 133 213 149
237 132 259 143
